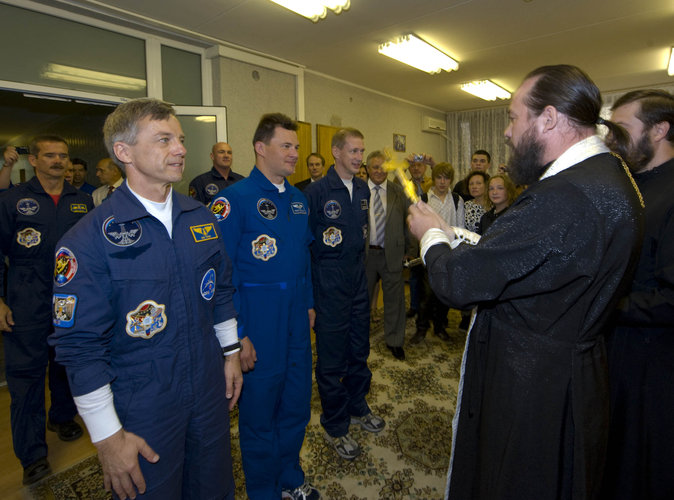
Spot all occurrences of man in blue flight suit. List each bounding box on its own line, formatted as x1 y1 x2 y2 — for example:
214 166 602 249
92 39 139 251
212 113 318 500
0 135 91 485
304 128 385 461
49 98 242 500
189 142 244 205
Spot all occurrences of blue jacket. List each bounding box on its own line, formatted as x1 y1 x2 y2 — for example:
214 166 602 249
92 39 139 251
304 165 369 266
50 182 236 397
0 176 93 326
212 166 313 308
189 166 244 205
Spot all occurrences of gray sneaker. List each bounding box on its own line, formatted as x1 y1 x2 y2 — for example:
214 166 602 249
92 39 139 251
350 412 386 433
323 431 361 460
282 483 321 500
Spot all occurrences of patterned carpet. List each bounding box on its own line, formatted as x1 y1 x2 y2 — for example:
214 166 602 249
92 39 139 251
27 310 466 500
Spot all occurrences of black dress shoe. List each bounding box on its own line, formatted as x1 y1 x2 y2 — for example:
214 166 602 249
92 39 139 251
458 315 471 331
387 345 405 360
23 457 51 485
47 419 83 442
410 330 426 344
434 328 450 341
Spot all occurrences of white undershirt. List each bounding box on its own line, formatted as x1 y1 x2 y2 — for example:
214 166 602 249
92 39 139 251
342 177 353 200
127 183 174 237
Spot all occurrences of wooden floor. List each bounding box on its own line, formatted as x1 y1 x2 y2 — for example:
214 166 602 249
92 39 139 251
0 384 96 500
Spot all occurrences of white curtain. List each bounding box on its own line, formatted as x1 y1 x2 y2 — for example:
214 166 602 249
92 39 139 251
446 106 509 182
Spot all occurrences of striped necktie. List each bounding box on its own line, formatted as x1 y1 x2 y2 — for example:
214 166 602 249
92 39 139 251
414 180 423 197
103 185 115 202
373 185 385 247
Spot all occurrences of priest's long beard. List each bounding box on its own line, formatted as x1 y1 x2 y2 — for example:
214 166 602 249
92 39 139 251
626 131 654 173
507 127 547 185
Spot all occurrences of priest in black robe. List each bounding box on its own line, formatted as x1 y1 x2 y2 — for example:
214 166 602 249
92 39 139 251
601 89 674 500
408 65 644 500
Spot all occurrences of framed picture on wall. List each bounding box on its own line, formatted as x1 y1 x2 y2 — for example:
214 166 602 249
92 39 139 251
393 133 406 152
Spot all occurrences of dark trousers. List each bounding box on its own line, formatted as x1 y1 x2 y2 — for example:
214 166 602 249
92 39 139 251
3 324 77 467
408 265 423 311
313 263 372 437
416 270 450 334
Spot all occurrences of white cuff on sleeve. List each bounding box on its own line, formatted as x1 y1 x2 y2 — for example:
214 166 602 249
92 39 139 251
73 384 122 443
214 318 240 355
451 226 481 247
420 228 453 264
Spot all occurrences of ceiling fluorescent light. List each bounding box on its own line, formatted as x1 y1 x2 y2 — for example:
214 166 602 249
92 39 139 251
268 0 350 22
668 47 674 76
42 63 146 91
378 34 458 74
461 80 511 101
323 0 350 14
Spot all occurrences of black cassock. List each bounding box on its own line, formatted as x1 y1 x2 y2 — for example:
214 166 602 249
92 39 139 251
424 152 643 500
602 158 674 500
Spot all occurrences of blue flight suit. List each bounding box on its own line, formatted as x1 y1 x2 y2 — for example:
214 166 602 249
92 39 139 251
0 177 93 467
212 166 313 499
49 182 237 499
77 182 96 195
189 167 244 205
304 166 372 437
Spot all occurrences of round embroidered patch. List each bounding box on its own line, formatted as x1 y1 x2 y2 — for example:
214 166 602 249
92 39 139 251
54 247 78 286
17 227 41 248
126 300 167 339
211 196 231 221
251 234 277 261
323 200 341 219
16 198 40 216
102 216 142 247
257 198 278 220
201 268 216 300
205 183 219 196
323 226 343 247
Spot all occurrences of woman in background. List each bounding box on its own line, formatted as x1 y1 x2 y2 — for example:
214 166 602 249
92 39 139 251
479 174 517 234
463 171 489 232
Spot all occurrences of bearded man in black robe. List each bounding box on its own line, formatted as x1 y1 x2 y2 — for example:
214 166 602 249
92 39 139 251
408 65 644 500
601 89 674 500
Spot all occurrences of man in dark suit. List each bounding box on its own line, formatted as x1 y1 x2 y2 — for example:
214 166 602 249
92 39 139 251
294 152 325 191
364 150 413 360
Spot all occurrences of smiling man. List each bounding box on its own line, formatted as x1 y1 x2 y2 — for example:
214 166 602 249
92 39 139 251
50 98 242 500
305 128 385 462
189 142 244 205
0 135 92 486
212 113 317 500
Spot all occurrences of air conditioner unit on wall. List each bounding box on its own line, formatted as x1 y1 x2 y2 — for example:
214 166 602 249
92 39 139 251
422 115 447 133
